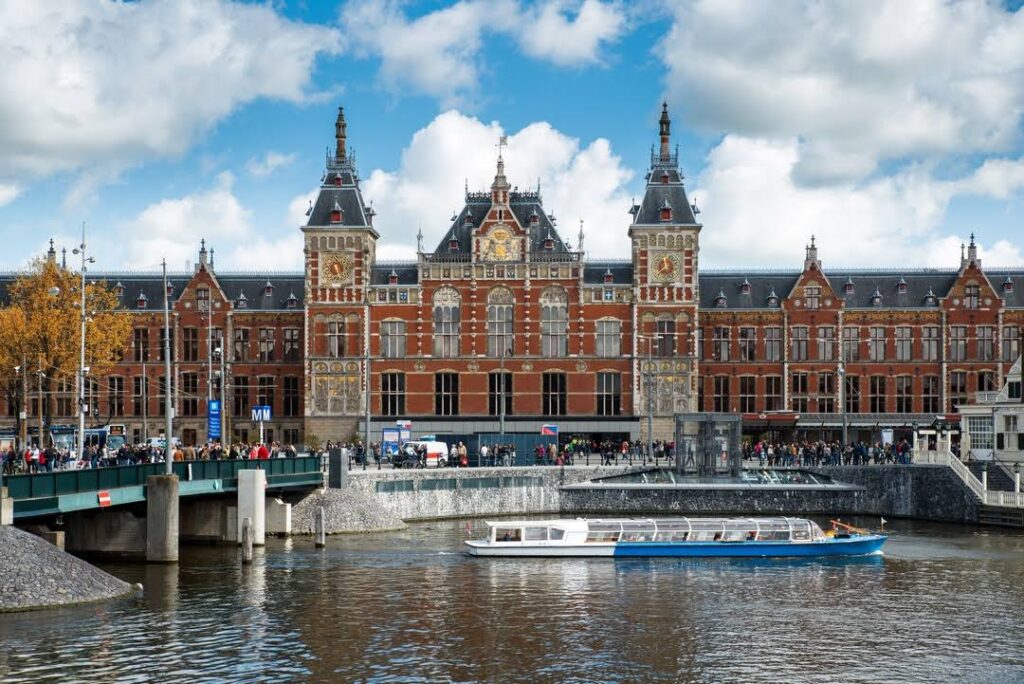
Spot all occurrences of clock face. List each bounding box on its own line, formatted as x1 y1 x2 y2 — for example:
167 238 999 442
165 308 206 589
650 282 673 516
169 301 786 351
651 252 680 281
321 252 352 285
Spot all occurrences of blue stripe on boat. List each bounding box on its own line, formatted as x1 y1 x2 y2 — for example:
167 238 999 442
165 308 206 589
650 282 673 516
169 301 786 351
611 535 887 558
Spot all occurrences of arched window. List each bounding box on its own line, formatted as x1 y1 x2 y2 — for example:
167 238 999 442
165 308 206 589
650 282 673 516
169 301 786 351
540 286 568 357
433 287 461 357
487 287 514 357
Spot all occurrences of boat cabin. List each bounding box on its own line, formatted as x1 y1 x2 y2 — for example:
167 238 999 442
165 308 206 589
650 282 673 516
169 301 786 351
486 518 827 545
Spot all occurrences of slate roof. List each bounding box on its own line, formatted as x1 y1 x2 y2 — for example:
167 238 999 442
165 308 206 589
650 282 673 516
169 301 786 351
632 167 698 226
699 273 798 309
371 263 419 285
432 191 570 255
305 160 376 232
583 262 633 285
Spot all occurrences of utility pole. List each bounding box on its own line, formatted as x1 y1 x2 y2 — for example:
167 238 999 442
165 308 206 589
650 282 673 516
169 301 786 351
142 357 148 443
839 361 847 447
499 345 507 439
36 355 44 447
162 259 173 473
647 336 654 462
73 223 93 463
364 311 371 463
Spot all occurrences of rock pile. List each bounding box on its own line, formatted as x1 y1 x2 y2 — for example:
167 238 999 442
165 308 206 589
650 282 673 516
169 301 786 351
292 487 406 534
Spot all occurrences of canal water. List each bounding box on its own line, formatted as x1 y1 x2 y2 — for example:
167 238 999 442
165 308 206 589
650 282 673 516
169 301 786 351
1 518 1022 683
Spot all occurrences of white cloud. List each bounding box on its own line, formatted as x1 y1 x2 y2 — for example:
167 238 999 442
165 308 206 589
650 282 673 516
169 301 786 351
0 183 20 207
362 110 634 259
692 135 1024 269
340 0 624 105
0 0 340 200
246 152 297 178
661 0 1024 182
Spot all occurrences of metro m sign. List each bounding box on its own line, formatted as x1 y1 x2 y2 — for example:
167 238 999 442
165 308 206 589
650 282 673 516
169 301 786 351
251 405 271 422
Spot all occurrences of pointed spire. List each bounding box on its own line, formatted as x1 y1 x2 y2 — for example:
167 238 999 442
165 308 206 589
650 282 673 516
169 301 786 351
335 106 347 161
577 219 585 254
804 234 820 270
61 247 67 269
659 102 671 161
491 136 510 205
46 238 56 264
198 239 208 269
209 248 215 272
416 226 423 253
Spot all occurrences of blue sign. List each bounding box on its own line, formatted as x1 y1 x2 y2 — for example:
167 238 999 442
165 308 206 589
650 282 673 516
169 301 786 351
208 400 221 439
251 405 271 422
381 428 400 458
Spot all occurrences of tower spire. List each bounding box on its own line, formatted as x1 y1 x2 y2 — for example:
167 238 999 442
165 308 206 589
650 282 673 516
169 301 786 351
335 106 347 161
491 135 509 205
659 102 671 162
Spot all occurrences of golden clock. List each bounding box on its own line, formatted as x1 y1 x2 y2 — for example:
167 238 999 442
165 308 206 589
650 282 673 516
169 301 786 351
651 252 680 281
321 253 351 284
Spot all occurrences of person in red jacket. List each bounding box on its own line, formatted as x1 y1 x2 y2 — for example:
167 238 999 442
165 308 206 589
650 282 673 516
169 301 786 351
257 443 270 460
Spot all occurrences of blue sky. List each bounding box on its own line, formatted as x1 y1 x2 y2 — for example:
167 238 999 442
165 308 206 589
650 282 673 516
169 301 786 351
0 0 1022 272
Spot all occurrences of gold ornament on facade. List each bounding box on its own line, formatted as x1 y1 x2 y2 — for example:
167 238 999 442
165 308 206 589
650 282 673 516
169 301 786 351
651 252 680 282
320 252 353 285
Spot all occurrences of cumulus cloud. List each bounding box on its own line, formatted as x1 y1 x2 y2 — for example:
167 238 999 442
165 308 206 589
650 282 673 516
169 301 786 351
340 0 624 105
246 152 297 178
362 110 634 259
0 0 340 201
0 184 20 207
692 136 1024 269
661 0 1024 183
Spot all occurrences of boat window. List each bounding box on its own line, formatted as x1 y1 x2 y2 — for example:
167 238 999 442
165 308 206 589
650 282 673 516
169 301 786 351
524 527 548 542
620 522 656 542
585 531 619 543
549 528 566 541
721 529 747 542
494 528 521 542
791 521 811 541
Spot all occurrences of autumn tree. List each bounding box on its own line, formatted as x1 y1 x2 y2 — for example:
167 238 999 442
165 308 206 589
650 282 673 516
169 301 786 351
0 257 132 444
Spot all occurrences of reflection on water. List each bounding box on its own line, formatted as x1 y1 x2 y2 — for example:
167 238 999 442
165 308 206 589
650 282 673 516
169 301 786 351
0 518 1022 683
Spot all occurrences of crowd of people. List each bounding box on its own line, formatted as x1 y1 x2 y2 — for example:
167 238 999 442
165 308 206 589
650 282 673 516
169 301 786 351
743 439 916 467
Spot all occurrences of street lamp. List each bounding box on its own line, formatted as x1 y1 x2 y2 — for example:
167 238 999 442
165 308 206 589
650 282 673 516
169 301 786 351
72 227 95 463
838 361 847 447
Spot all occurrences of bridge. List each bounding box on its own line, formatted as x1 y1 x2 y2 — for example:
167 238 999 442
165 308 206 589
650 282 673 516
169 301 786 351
4 457 324 521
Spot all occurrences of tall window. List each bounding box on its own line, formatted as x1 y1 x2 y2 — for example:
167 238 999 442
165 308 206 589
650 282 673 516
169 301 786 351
739 376 756 413
596 372 621 416
133 328 150 362
712 326 730 361
805 285 821 310
542 373 567 415
950 371 968 409
791 372 808 412
381 321 406 358
791 327 808 362
156 376 169 417
964 284 980 309
1003 326 1020 362
842 326 860 362
182 373 198 416
107 376 125 417
845 375 860 414
765 327 782 362
655 319 676 357
596 319 621 357
233 376 250 417
283 376 300 417
977 326 994 361
895 376 913 413
326 321 344 358
869 376 886 413
817 326 835 361
382 373 405 416
183 327 199 362
765 376 782 411
817 373 834 413
132 376 146 416
895 326 912 362
922 376 940 414
233 328 249 362
540 287 569 358
486 287 514 357
434 372 459 416
56 377 73 416
869 326 886 361
159 328 174 362
713 376 730 412
283 328 301 362
434 287 461 357
197 286 210 312
950 325 967 362
489 372 513 416
739 327 756 361
259 329 275 362
922 326 940 361
257 376 275 411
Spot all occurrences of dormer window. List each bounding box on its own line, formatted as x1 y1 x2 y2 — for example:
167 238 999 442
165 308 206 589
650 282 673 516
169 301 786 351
237 292 248 309
844 278 854 295
530 208 540 225
603 269 614 284
871 288 883 307
896 277 908 294
166 284 173 298
197 286 210 312
136 292 148 309
115 281 124 297
389 269 399 285
659 199 672 222
740 279 751 295
286 292 298 309
660 171 669 184
924 288 937 306
463 209 473 227
766 289 779 307
714 289 727 308
448 232 459 252
805 285 820 310
264 281 273 297
544 231 554 251
1003 277 1014 293
330 200 343 224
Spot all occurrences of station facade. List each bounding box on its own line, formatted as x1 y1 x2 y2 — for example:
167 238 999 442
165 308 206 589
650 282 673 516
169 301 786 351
2 104 1023 447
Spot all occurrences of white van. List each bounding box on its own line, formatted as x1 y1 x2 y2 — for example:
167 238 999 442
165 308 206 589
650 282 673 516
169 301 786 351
403 441 449 468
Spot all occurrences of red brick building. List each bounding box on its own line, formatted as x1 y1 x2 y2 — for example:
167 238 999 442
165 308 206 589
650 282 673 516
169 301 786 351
3 105 1022 447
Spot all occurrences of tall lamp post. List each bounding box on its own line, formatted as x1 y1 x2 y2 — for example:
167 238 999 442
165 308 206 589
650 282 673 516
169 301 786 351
72 226 94 463
499 344 509 440
162 259 173 473
838 361 847 447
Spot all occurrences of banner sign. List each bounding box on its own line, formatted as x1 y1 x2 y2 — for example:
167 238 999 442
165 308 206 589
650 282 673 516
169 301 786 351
382 428 401 458
541 424 558 436
208 400 221 439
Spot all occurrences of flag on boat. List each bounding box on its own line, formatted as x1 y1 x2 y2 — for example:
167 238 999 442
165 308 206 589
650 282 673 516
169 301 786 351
880 517 887 526
541 424 558 436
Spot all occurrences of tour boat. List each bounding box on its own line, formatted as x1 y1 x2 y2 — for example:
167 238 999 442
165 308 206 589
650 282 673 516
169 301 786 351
464 517 887 558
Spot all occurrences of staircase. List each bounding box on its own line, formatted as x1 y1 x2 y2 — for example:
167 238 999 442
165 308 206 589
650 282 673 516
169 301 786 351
967 461 1017 492
915 451 1024 509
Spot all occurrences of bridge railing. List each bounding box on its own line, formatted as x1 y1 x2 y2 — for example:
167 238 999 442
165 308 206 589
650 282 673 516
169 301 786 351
916 450 1022 508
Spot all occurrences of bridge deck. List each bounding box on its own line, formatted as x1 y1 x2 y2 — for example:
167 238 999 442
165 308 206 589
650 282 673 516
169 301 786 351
4 457 323 520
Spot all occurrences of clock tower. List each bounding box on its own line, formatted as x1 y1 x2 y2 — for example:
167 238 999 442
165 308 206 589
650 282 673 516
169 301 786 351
302 106 379 440
628 103 702 437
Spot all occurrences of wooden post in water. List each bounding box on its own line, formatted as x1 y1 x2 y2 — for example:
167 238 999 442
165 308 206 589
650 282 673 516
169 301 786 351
241 516 254 564
316 507 326 548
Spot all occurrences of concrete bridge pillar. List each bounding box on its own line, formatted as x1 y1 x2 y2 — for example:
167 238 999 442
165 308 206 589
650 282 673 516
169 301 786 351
266 498 292 536
146 474 179 563
1 487 12 526
237 469 266 546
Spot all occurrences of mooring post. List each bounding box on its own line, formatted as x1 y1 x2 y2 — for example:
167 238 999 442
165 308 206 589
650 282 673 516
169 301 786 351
241 516 254 565
316 507 326 548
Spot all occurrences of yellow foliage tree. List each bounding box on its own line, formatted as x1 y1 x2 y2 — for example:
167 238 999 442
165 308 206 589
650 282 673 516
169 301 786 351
0 258 131 443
